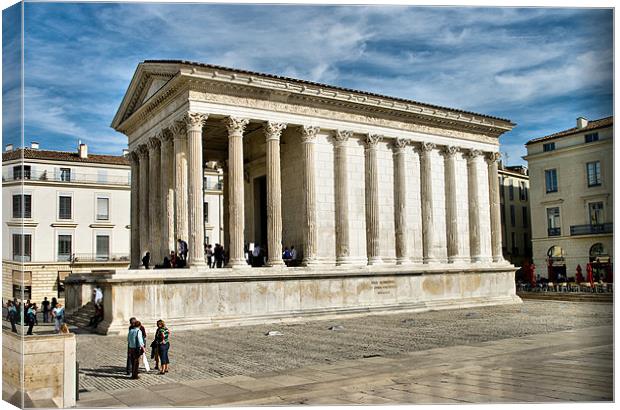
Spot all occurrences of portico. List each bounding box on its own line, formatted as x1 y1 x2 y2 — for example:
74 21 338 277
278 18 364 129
65 60 521 334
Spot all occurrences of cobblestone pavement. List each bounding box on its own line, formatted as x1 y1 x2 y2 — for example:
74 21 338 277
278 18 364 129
74 300 613 394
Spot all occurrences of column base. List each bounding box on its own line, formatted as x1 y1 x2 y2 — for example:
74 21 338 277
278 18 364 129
266 259 285 267
423 257 440 264
447 256 468 264
226 259 251 268
367 257 384 266
336 256 361 266
395 257 411 265
469 256 485 263
190 260 208 268
301 258 321 267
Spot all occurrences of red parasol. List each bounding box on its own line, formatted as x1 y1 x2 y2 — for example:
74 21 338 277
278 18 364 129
586 263 594 287
576 264 584 283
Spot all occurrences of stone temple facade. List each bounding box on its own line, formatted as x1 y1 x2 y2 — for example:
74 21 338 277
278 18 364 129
66 60 520 334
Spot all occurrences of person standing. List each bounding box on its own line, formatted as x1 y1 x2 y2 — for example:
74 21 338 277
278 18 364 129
41 297 50 323
125 318 147 375
127 320 145 379
6 301 17 333
93 287 103 305
26 304 36 335
177 239 188 262
142 252 151 269
155 320 170 374
52 303 65 333
290 246 298 266
205 244 214 268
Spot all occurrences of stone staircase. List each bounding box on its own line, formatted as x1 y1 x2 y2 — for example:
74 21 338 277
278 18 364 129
66 302 97 329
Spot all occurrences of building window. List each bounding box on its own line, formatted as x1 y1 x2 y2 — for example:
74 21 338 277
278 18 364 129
501 206 505 226
96 197 110 221
13 165 31 180
204 202 209 224
511 232 517 255
545 169 558 193
519 181 527 200
60 168 71 182
547 207 561 236
586 161 601 187
12 234 32 262
522 207 528 228
585 132 599 143
57 272 70 299
543 142 555 152
510 205 515 227
58 235 72 261
96 235 110 260
13 284 32 300
59 195 72 219
499 177 504 199
589 202 604 225
12 194 32 219
523 233 531 256
508 184 514 200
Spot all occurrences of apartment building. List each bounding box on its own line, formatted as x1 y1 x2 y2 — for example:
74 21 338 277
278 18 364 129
498 164 531 267
524 116 613 280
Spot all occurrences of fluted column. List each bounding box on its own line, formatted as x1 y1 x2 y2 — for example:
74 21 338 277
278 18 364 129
264 122 287 266
334 130 353 265
225 117 249 267
443 146 461 263
466 149 483 263
137 145 150 267
393 138 409 264
365 134 382 265
129 151 140 269
222 161 230 254
301 126 320 266
418 142 436 264
148 137 162 264
486 152 503 263
185 112 208 267
171 121 189 250
159 129 175 259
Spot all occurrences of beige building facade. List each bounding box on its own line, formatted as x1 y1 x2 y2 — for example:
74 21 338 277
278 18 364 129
524 116 613 280
66 60 521 334
498 165 531 267
2 143 131 303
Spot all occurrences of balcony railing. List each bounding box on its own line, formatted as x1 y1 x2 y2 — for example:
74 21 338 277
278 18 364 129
548 227 561 237
570 223 613 236
70 253 130 263
3 169 130 186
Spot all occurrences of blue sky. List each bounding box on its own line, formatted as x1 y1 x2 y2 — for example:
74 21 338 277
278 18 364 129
2 3 613 165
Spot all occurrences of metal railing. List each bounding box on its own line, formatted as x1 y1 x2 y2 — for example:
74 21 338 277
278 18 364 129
3 169 130 186
69 253 130 263
570 223 613 236
548 227 561 237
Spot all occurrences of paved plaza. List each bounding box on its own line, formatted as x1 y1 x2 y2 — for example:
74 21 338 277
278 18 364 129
66 300 614 406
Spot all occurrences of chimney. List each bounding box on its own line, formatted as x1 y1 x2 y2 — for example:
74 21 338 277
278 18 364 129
31 141 39 150
122 148 129 157
577 117 588 129
78 143 88 159
5 144 13 152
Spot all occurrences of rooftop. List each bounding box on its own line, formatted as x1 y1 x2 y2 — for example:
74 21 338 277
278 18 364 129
526 116 613 145
2 148 129 166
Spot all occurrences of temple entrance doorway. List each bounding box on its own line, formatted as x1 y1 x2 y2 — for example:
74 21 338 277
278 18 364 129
253 175 268 250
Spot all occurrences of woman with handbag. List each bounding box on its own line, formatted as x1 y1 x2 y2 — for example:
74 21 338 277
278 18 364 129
150 324 160 371
155 320 170 374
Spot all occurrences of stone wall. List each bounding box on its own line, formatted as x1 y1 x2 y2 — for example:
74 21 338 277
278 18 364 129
2 331 76 408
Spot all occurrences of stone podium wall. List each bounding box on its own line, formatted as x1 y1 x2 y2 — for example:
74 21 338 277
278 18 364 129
2 331 76 408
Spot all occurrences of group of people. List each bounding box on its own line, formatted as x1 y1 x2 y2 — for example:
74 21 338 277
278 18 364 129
5 297 67 334
246 243 299 267
205 243 226 268
126 318 171 379
142 238 190 269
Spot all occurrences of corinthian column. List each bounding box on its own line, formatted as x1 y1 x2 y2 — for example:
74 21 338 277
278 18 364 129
129 151 140 269
264 122 287 267
171 121 189 250
365 134 382 265
185 112 208 267
137 145 150 267
224 117 249 267
486 152 503 263
222 161 230 254
334 130 353 265
393 138 409 264
418 142 436 264
466 149 483 263
442 146 461 263
148 137 162 263
301 126 320 266
159 129 175 259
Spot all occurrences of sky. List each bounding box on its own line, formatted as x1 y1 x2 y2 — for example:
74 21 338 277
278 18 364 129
2 3 614 165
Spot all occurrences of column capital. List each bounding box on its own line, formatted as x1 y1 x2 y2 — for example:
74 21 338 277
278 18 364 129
365 134 382 149
333 130 353 146
264 122 287 141
441 145 460 158
158 128 174 144
485 151 502 164
128 150 140 164
393 138 409 152
416 141 436 155
224 117 249 137
465 149 483 162
300 125 320 143
184 112 208 131
136 144 149 159
147 136 161 151
170 121 187 140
